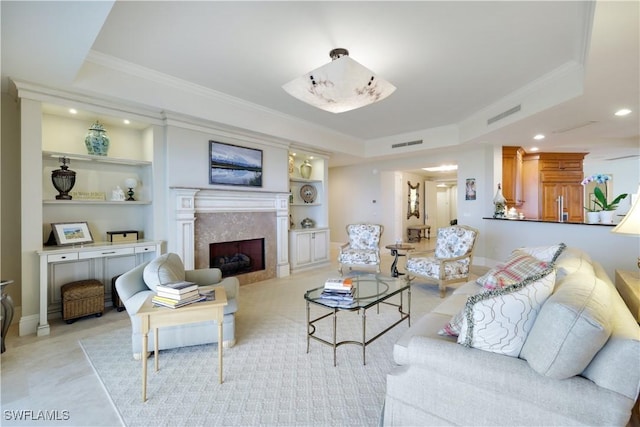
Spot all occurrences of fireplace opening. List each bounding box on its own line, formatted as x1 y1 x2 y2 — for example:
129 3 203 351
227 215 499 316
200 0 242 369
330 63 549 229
209 238 265 277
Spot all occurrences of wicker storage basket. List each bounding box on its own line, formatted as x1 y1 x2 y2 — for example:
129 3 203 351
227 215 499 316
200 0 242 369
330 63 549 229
61 279 104 323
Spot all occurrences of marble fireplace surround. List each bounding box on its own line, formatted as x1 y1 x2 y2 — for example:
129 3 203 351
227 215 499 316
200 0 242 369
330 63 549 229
172 188 291 283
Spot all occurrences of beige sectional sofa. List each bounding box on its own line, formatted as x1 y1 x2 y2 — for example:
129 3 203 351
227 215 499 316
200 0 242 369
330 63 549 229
383 246 640 426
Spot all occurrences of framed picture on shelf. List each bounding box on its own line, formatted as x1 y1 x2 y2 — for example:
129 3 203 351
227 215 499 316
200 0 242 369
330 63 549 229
51 222 94 246
209 141 263 187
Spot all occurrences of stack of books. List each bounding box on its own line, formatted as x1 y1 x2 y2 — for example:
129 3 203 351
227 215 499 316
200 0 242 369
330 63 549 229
319 278 356 308
151 281 206 309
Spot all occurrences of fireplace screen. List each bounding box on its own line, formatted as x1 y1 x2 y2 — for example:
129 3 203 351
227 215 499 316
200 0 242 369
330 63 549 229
209 238 265 277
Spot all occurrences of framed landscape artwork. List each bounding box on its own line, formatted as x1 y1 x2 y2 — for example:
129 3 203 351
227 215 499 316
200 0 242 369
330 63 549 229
209 141 263 187
51 222 94 246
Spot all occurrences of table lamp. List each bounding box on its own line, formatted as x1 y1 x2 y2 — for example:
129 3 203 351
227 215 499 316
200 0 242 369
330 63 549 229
124 178 138 201
611 184 640 268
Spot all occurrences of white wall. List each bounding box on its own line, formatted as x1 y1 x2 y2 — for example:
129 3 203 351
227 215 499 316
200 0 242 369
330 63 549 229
329 163 383 245
584 157 640 215
165 125 289 192
1 93 22 312
328 145 495 248
484 219 639 278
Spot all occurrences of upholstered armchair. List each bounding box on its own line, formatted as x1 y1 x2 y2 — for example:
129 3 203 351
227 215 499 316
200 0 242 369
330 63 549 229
116 253 239 359
405 225 479 297
338 223 384 275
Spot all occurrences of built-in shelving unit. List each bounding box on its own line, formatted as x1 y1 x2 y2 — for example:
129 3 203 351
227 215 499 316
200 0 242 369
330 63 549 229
40 105 157 241
288 152 330 271
15 80 165 337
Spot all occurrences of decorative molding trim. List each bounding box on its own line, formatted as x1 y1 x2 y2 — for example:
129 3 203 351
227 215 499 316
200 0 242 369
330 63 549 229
11 79 164 126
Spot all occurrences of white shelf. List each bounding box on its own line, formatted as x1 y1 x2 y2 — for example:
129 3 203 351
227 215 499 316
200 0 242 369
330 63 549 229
43 150 151 166
290 202 321 207
289 177 322 184
43 200 151 205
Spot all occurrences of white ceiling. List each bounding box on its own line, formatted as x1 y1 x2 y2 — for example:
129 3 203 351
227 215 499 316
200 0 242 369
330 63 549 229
2 1 638 172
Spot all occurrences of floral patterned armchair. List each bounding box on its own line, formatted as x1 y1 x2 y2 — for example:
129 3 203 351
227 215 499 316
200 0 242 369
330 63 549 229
338 224 384 275
405 225 479 297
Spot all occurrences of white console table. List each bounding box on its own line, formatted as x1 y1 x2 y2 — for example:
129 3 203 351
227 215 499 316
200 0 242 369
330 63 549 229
37 240 162 336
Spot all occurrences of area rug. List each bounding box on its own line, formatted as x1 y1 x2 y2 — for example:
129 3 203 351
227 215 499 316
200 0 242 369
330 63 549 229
80 274 443 426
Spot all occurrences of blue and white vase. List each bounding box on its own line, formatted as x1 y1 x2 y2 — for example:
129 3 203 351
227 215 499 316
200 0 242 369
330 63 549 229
85 121 110 156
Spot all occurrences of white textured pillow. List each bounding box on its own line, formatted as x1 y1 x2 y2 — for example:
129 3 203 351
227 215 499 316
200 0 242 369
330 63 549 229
520 272 612 379
143 253 186 291
458 269 556 357
516 243 566 263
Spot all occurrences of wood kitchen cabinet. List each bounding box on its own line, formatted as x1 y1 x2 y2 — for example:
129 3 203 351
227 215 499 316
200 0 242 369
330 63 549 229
521 152 586 221
502 146 524 206
541 182 585 222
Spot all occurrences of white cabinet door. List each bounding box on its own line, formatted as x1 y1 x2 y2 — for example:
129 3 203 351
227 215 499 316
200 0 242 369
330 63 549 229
289 228 330 272
294 231 313 266
311 229 329 263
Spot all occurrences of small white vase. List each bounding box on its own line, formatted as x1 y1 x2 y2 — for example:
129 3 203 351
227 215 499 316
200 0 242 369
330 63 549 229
599 210 614 224
586 211 600 224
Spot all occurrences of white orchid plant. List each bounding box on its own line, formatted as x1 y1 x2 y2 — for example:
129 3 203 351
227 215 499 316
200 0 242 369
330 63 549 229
581 174 628 212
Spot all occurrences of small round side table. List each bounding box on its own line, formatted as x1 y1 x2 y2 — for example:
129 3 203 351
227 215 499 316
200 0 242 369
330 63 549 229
385 244 415 278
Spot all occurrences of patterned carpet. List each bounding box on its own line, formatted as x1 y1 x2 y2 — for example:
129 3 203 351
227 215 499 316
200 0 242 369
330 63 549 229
80 271 444 426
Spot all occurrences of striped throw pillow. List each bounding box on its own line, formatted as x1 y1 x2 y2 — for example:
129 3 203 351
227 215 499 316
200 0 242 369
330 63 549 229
476 250 548 290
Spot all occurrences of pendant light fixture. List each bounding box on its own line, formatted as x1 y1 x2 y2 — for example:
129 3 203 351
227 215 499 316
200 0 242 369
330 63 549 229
282 48 396 113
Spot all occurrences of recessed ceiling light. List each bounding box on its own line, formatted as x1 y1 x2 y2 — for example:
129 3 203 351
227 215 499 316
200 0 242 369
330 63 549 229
123 119 130 125
422 165 458 172
615 108 632 116
529 146 539 152
69 108 77 115
533 134 545 140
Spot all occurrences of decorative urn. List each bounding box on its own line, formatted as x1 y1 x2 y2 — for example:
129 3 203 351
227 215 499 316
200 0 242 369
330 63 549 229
300 217 315 228
51 157 76 200
300 159 312 179
85 121 110 156
493 183 506 218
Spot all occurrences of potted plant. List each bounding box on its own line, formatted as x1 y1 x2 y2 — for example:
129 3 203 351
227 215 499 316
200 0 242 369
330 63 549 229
582 174 628 224
583 206 601 224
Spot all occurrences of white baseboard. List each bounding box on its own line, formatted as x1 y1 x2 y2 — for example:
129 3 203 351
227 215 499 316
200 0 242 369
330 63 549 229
277 263 290 277
19 313 40 336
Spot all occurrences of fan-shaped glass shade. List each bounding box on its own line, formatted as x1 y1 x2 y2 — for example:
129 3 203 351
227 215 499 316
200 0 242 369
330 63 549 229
282 55 396 113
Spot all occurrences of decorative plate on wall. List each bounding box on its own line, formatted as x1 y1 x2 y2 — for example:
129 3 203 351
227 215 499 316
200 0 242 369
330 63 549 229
300 184 317 203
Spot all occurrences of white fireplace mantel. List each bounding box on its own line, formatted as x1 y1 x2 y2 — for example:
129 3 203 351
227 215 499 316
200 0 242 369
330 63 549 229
171 188 290 277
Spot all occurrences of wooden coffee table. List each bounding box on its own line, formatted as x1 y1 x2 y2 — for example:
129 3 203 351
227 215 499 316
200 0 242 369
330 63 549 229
136 287 228 401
